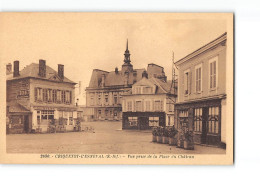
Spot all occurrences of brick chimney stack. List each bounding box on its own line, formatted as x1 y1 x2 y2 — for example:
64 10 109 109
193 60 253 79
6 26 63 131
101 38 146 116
39 59 46 77
6 63 12 75
58 64 64 80
13 61 20 77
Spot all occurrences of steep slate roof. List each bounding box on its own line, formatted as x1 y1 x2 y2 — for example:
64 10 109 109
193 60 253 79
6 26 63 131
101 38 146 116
105 69 145 86
88 68 145 88
124 77 177 95
6 63 76 84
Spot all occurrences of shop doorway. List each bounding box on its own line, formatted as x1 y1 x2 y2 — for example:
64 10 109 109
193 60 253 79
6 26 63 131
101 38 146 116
24 115 29 133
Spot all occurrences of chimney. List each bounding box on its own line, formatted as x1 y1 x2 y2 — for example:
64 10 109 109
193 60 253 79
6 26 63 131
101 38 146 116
13 60 20 77
58 64 64 80
101 74 105 87
6 63 12 75
39 60 46 77
142 70 148 79
115 67 118 74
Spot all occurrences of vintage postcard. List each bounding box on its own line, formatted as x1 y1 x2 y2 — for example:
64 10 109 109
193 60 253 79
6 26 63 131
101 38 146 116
0 12 233 165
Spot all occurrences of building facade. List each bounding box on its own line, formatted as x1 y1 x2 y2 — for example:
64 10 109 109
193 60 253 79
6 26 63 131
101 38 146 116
174 32 227 148
121 72 177 130
6 60 80 134
85 40 167 121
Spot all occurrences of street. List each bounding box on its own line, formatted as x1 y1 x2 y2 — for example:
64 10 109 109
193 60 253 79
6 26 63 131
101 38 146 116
7 121 225 154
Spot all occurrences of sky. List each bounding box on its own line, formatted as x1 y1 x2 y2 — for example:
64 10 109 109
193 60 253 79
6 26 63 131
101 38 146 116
0 13 227 105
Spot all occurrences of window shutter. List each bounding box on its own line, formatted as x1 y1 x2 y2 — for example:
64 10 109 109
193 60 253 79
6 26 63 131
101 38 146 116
189 71 192 94
34 88 37 101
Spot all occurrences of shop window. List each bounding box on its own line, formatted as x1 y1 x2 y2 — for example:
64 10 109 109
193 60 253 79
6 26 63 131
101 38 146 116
194 108 202 132
128 117 138 126
149 117 159 127
37 111 41 125
59 111 63 125
208 106 219 134
69 117 73 125
41 110 54 125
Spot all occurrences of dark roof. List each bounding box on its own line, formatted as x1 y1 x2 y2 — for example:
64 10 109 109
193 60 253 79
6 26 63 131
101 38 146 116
7 101 30 113
6 63 76 84
88 68 145 88
124 77 177 95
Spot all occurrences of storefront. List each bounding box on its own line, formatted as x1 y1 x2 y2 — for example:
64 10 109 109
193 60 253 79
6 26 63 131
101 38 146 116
175 97 225 147
32 106 78 133
122 112 166 130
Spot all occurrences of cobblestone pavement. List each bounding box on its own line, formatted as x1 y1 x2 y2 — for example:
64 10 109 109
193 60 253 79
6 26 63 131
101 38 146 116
6 121 226 154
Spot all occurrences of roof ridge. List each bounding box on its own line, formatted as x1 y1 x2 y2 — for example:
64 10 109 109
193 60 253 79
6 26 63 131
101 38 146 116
151 77 168 93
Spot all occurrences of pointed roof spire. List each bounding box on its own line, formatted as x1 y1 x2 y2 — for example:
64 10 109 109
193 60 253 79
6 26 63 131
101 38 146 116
124 39 131 64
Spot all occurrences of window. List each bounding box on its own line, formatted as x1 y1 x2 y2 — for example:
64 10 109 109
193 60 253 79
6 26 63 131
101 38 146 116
61 90 66 103
57 90 61 102
114 94 118 104
35 88 42 101
42 89 48 102
47 89 52 102
154 100 163 111
194 108 202 132
52 90 57 103
104 93 108 104
184 69 191 95
143 87 152 94
209 56 218 89
179 110 188 117
97 93 101 105
149 117 159 126
128 117 138 126
65 91 71 104
145 101 150 111
90 93 94 105
195 65 202 92
208 106 219 134
41 110 54 125
127 101 132 111
105 110 108 116
135 101 142 112
135 87 141 94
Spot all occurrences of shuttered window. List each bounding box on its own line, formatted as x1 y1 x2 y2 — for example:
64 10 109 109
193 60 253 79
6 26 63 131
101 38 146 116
209 56 218 89
195 66 202 92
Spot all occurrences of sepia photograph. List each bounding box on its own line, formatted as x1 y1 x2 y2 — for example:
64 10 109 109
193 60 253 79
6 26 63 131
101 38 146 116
0 12 233 164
